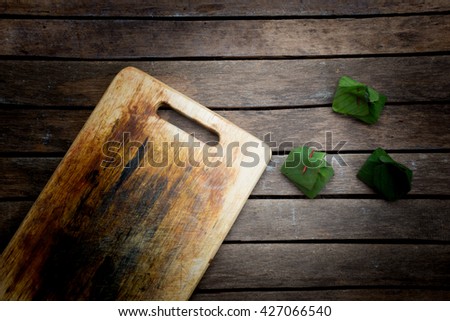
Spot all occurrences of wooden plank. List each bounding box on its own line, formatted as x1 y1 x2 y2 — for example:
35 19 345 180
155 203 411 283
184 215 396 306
223 106 450 152
2 16 449 58
0 201 32 252
1 153 449 198
2 105 450 153
0 109 86 153
0 157 61 197
192 289 450 300
2 199 449 253
228 199 450 241
1 57 449 107
2 0 450 17
198 244 450 289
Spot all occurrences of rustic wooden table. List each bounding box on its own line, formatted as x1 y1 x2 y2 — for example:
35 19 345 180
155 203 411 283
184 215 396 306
1 1 450 300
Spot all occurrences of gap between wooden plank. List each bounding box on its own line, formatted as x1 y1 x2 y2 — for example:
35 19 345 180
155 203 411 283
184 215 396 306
191 287 450 300
3 12 450 20
3 51 450 62
3 100 450 111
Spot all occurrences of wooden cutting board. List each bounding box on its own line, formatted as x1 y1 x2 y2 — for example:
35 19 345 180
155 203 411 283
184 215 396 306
0 67 270 300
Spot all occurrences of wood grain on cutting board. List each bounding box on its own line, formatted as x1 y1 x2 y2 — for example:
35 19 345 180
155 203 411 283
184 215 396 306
0 67 269 300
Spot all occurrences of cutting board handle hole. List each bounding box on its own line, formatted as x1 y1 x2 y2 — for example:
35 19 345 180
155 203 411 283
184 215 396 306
157 103 219 146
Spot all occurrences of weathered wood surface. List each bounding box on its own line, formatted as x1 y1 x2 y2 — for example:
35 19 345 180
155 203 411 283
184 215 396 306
2 105 450 153
229 199 450 241
2 0 449 17
192 289 450 301
1 158 61 198
3 16 449 58
1 57 450 107
0 67 269 300
2 153 449 198
2 1 450 301
198 244 450 289
0 201 33 252
2 199 450 253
